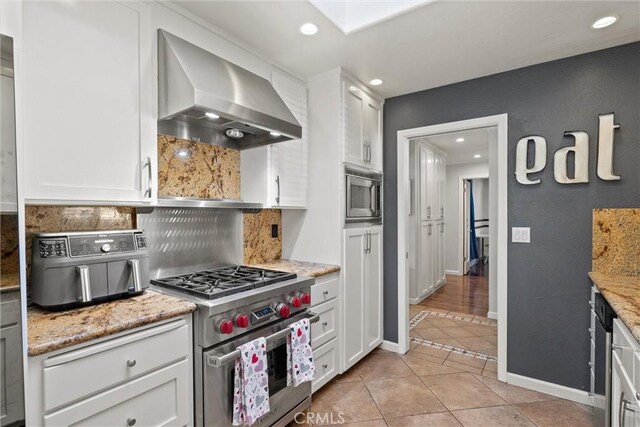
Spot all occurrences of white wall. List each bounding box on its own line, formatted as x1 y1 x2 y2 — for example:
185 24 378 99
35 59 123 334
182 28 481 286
444 162 489 274
471 178 489 222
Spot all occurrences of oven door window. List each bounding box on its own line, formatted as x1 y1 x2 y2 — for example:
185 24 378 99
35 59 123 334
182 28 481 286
267 341 289 396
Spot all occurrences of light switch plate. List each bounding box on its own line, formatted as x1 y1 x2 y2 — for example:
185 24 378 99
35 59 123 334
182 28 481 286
512 227 530 243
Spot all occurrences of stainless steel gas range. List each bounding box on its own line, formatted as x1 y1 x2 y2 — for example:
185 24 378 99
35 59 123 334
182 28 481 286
152 265 317 427
137 206 318 427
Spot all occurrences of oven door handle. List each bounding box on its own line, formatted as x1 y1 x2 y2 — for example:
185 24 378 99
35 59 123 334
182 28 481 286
206 312 320 368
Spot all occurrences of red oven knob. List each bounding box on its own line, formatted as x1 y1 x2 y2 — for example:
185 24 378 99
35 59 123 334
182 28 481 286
276 303 291 318
301 293 311 305
217 319 234 334
234 314 249 328
290 297 302 308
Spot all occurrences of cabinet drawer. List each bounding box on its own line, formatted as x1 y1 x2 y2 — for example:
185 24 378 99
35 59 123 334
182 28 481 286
312 338 338 393
614 319 639 373
311 275 338 305
43 320 189 411
311 299 338 348
44 359 190 426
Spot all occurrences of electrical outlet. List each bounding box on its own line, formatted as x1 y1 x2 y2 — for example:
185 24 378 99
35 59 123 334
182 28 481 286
512 227 530 243
271 224 278 238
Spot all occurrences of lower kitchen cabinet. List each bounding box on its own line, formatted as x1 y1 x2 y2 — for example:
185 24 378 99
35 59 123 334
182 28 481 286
611 318 640 426
310 273 340 393
0 292 24 427
342 226 383 371
27 316 193 426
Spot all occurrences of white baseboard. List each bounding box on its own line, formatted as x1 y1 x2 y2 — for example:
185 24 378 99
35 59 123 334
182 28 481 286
506 373 594 406
446 270 462 276
379 340 401 353
409 295 427 304
487 311 498 320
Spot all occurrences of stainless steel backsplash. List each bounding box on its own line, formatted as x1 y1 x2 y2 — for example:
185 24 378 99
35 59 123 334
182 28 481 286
136 207 242 279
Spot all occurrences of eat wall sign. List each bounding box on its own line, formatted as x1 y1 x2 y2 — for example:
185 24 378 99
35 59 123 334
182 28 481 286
515 113 620 185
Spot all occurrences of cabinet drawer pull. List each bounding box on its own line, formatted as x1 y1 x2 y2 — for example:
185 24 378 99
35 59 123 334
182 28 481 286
127 359 137 367
322 321 328 327
322 364 328 369
323 290 329 296
127 418 137 426
145 156 153 199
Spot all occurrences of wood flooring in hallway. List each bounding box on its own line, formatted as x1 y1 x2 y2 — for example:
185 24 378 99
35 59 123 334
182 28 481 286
419 265 489 317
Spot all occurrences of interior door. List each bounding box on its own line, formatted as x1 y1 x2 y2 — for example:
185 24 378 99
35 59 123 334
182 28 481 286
463 180 471 275
419 222 434 296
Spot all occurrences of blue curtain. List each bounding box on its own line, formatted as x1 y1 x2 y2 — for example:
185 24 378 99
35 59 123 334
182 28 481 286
469 180 479 260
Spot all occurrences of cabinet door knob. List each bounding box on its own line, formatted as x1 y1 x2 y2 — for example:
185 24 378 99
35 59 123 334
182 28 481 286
127 359 137 367
322 364 328 369
323 290 329 296
127 418 137 426
322 321 328 327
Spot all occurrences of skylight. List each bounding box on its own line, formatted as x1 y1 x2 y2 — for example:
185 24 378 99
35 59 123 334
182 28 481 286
308 0 434 34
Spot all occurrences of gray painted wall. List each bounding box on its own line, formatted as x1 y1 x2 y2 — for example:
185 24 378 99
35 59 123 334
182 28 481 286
383 42 640 390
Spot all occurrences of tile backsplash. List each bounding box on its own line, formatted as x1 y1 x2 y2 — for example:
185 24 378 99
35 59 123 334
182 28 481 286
157 134 240 200
593 208 640 275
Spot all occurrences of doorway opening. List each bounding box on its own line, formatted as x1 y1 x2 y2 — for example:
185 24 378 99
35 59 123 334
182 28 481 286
397 114 508 382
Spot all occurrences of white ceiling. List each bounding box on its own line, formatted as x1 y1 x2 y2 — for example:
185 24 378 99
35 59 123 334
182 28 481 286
420 128 490 165
174 0 640 98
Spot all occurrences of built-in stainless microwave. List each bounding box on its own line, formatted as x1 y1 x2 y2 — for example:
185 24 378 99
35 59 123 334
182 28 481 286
346 167 382 224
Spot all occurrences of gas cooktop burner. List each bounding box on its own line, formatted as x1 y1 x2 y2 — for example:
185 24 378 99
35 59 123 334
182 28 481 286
151 266 297 299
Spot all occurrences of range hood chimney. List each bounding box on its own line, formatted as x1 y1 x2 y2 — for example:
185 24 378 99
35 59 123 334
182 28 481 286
158 29 302 150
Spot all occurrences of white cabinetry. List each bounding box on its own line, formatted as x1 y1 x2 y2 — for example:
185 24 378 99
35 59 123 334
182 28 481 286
342 226 383 371
27 317 193 426
412 143 446 303
21 0 155 204
0 294 24 426
343 79 382 171
310 273 340 392
242 69 307 208
611 318 640 427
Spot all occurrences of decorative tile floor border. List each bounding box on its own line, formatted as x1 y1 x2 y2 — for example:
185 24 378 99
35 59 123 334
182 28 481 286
409 310 498 362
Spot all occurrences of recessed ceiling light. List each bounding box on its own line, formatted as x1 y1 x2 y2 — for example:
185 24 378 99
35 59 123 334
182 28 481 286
270 131 281 137
474 154 482 158
592 15 618 29
370 79 383 86
205 112 219 119
456 138 465 142
299 23 318 35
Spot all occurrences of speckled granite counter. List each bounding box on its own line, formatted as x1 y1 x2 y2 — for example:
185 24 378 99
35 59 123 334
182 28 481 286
27 290 196 356
249 259 340 278
589 272 640 341
0 273 20 292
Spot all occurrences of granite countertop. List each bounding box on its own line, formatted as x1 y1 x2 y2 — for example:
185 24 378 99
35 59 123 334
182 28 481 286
589 272 640 341
249 259 340 278
0 273 20 292
27 290 197 357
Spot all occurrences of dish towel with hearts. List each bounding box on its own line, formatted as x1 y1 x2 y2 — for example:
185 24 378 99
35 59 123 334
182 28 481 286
287 318 316 387
232 337 269 426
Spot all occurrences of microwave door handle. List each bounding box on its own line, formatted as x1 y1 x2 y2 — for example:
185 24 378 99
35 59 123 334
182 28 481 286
207 312 321 367
128 259 142 293
76 265 92 303
371 185 377 215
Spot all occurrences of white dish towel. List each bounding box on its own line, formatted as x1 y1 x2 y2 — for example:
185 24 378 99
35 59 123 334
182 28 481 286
287 318 316 386
232 337 270 426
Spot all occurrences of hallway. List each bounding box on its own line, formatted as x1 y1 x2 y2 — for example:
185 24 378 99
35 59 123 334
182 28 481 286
419 264 489 317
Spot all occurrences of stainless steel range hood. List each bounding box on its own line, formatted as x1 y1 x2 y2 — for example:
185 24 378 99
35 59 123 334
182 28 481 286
158 29 301 150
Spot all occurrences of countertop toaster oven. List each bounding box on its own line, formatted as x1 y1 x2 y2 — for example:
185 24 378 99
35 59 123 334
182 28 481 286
31 230 149 310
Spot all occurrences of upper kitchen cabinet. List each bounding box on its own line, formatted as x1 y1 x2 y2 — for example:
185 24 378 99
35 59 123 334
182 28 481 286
241 69 307 208
21 0 155 204
343 78 383 172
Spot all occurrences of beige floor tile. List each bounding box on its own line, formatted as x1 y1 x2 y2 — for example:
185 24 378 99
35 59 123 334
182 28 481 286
426 317 460 328
473 375 556 404
441 327 481 338
451 405 535 426
409 344 451 361
333 367 362 383
484 360 497 372
311 381 383 423
409 342 419 351
386 412 462 426
420 372 507 411
409 329 423 339
513 399 594 427
403 349 451 366
355 353 415 382
482 335 498 345
483 348 498 357
454 336 496 352
445 352 487 369
415 326 451 340
480 368 498 379
432 337 466 349
409 305 425 317
336 420 388 427
442 360 484 375
448 311 475 320
403 355 464 376
463 324 497 337
366 376 447 418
